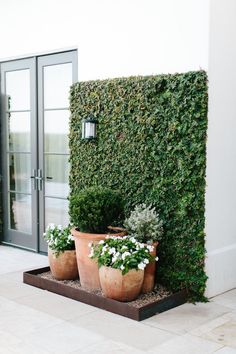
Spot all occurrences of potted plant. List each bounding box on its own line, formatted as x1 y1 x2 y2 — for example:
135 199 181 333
44 224 78 280
124 203 163 293
70 186 125 290
89 236 157 301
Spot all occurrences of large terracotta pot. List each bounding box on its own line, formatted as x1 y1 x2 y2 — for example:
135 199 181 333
48 248 79 280
142 242 158 293
99 266 144 302
71 227 127 290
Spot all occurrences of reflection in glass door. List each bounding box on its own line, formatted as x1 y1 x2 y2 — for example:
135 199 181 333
38 52 77 253
0 51 77 252
0 58 38 249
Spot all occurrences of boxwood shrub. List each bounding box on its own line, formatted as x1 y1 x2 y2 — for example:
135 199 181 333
69 71 208 301
69 186 124 233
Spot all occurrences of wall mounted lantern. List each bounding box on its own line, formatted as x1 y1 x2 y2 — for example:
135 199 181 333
82 116 97 140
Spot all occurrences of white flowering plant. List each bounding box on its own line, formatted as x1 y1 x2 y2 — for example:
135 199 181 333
43 224 75 257
89 236 158 275
124 203 163 244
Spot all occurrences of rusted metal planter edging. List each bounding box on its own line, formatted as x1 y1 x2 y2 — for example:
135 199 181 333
23 267 188 321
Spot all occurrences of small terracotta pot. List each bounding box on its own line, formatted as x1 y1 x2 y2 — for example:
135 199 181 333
71 227 127 290
48 248 79 280
99 266 144 302
142 242 158 293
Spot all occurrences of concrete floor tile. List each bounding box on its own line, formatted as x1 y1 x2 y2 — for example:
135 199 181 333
0 302 63 337
0 280 46 299
143 301 232 335
215 347 236 353
190 313 232 337
0 329 22 347
24 321 104 354
203 321 236 348
147 333 223 354
69 309 176 351
2 341 51 354
212 290 236 310
71 339 146 354
15 291 97 320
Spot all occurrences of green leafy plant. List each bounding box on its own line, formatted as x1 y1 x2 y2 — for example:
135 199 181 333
89 236 158 275
69 186 124 233
43 224 75 257
69 71 208 300
124 203 163 244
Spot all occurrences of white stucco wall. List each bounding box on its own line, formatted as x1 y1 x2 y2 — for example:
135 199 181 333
205 0 236 297
5 0 236 297
0 0 209 80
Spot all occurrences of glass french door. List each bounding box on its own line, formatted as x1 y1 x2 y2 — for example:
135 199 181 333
0 51 77 252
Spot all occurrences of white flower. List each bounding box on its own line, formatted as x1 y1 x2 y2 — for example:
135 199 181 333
58 225 62 230
121 251 131 260
143 258 149 265
99 240 104 244
147 245 154 252
138 262 146 270
155 256 159 261
88 242 92 248
108 247 116 255
88 249 94 258
48 223 55 230
120 265 125 270
68 234 74 241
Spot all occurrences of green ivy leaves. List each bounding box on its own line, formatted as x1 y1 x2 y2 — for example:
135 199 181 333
69 71 208 301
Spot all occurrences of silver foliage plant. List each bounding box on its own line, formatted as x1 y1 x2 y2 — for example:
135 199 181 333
124 203 163 244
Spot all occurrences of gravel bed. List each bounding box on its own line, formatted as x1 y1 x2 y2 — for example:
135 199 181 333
38 271 172 308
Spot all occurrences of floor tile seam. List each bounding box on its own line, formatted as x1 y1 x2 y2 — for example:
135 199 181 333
67 337 121 354
141 310 234 337
209 288 236 300
211 301 236 311
6 318 67 342
193 315 234 333
138 320 182 336
9 298 99 321
213 346 229 353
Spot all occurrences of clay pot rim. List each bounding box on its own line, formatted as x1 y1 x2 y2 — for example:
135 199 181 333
48 248 76 255
71 227 126 240
99 265 144 275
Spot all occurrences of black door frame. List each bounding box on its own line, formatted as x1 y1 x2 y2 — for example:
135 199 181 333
0 50 78 252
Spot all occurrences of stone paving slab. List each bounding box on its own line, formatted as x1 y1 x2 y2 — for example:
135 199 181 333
0 245 235 353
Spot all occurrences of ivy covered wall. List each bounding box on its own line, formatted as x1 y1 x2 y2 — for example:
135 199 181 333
69 71 208 300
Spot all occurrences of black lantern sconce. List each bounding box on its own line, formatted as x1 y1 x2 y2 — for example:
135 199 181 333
81 116 97 140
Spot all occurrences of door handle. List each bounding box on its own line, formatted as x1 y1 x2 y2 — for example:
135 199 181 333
30 169 37 190
37 169 43 191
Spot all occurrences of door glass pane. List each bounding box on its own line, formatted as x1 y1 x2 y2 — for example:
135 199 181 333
44 63 72 109
45 197 69 227
44 110 69 153
9 153 31 193
5 69 30 111
9 193 32 234
44 155 69 198
8 112 30 152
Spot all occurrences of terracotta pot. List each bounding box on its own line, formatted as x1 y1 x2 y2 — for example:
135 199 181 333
48 248 79 280
71 227 127 290
99 266 144 302
142 242 158 293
